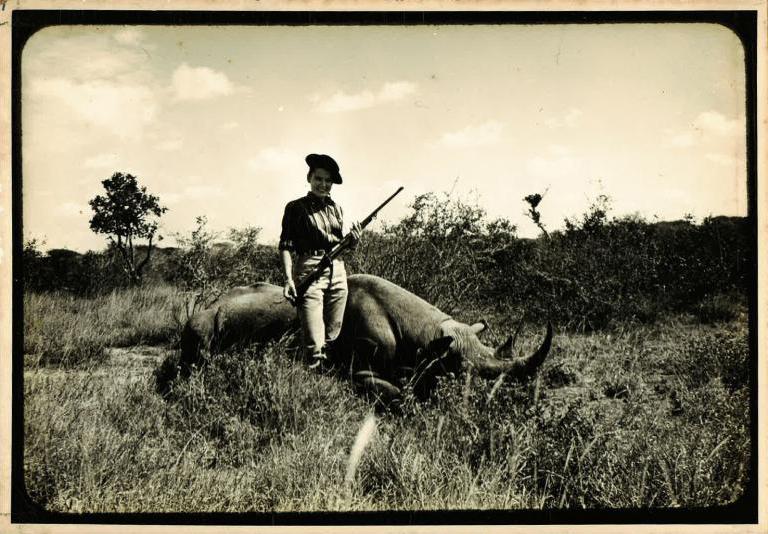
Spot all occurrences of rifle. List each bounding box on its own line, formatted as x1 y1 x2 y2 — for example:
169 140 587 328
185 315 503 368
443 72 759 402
294 186 404 298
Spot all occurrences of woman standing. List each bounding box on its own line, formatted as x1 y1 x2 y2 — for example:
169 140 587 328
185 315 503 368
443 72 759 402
279 154 361 369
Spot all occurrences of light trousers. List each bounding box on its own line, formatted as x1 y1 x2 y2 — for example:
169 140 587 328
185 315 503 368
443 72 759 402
293 254 349 357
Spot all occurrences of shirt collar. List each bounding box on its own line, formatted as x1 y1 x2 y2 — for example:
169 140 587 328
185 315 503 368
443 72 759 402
305 192 335 206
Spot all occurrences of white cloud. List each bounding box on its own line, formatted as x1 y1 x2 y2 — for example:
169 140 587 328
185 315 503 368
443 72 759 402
29 78 157 139
378 81 418 101
158 185 225 205
314 80 417 113
693 111 742 137
247 147 299 173
114 28 144 47
171 63 234 101
437 120 504 148
160 192 181 205
83 153 120 169
23 30 159 145
316 91 375 113
664 111 744 149
564 108 583 127
25 32 149 82
549 144 573 156
668 133 695 148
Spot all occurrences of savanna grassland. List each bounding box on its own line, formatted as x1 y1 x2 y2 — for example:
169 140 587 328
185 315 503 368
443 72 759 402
20 194 754 514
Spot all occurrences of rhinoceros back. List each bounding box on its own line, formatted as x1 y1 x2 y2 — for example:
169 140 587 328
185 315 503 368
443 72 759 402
342 274 451 359
346 274 449 325
180 282 297 374
215 284 298 348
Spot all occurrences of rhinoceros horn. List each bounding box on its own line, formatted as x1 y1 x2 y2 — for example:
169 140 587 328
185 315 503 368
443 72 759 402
474 322 553 380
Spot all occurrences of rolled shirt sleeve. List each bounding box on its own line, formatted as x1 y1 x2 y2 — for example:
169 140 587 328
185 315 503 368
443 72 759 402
278 202 296 252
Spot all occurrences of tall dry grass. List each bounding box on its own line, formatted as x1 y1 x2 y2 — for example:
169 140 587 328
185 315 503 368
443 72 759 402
24 285 185 366
24 308 750 512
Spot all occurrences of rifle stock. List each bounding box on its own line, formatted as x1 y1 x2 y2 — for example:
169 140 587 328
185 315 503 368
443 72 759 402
295 186 404 297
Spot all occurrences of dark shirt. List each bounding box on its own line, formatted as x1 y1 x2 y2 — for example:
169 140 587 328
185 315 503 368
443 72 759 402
279 193 345 253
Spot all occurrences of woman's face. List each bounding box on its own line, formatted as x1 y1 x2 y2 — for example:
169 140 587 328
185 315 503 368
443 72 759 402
308 168 334 198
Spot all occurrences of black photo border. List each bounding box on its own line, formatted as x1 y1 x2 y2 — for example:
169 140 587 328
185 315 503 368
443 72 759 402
10 7 760 527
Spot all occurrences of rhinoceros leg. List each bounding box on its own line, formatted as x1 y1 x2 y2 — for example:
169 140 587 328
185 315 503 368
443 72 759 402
179 322 207 378
353 370 402 408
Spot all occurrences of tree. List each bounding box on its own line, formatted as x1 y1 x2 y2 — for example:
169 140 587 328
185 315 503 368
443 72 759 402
89 172 168 285
22 238 48 291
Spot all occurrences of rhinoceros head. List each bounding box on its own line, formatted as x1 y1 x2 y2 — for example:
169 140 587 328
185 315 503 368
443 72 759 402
420 320 553 380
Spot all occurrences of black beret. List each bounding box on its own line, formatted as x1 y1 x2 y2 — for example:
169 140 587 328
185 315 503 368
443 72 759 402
305 153 343 184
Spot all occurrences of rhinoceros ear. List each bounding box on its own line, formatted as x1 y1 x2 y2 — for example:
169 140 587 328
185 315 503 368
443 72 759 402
469 320 488 335
421 336 454 359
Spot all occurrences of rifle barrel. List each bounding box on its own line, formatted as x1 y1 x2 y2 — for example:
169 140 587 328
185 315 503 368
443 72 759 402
361 186 404 228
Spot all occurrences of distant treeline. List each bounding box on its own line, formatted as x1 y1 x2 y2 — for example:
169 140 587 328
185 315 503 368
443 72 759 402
23 193 753 330
21 240 284 296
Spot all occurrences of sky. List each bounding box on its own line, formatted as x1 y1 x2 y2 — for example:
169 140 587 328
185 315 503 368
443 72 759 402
22 23 747 252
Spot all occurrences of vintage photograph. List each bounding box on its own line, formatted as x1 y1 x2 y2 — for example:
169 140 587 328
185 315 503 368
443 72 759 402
11 8 758 525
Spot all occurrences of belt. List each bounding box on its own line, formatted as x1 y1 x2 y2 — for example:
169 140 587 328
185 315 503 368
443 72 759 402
297 249 330 256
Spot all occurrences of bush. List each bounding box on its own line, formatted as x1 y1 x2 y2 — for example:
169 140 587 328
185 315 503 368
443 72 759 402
163 217 283 317
347 191 517 311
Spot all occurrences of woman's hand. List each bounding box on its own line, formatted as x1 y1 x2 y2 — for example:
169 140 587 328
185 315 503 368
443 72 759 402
349 221 363 244
283 279 298 304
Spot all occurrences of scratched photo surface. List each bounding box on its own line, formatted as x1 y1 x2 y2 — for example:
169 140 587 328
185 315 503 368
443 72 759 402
20 22 753 516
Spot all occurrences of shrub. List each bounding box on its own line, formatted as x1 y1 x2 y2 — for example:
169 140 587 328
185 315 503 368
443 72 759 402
25 190 752 332
164 217 283 318
347 191 517 311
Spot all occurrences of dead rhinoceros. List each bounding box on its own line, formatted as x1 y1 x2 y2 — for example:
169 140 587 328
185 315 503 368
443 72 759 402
174 274 552 405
